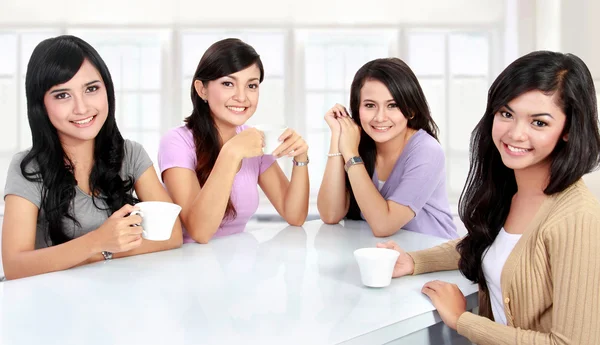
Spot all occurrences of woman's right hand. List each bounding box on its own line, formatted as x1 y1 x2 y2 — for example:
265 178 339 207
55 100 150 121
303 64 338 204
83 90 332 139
93 204 144 253
376 240 415 278
324 103 350 138
224 127 265 160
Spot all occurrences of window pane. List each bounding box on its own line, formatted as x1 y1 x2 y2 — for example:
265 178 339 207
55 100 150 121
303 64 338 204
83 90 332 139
141 93 161 130
448 154 469 196
449 33 489 76
246 33 285 77
247 78 285 127
19 83 31 150
325 46 345 90
0 77 18 152
305 92 326 130
119 93 140 130
419 78 446 151
307 131 329 193
181 80 193 123
408 33 446 76
20 32 59 75
305 45 326 89
121 45 141 90
0 34 17 75
140 46 162 90
448 78 488 152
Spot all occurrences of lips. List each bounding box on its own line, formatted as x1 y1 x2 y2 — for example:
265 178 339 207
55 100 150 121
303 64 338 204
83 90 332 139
226 106 247 114
371 125 392 132
70 115 96 128
503 142 533 155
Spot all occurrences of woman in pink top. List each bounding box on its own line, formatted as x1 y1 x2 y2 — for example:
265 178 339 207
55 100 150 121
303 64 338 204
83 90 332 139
158 38 310 244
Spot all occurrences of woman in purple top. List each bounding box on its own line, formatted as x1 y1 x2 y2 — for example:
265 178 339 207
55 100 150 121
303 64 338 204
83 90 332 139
317 58 458 239
158 39 310 244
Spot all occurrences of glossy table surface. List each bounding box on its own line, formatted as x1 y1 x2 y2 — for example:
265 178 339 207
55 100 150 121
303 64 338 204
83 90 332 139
0 220 477 345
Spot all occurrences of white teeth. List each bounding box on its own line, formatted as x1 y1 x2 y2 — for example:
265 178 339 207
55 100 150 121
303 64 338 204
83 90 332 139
507 144 530 153
73 116 94 125
373 126 391 130
227 106 246 112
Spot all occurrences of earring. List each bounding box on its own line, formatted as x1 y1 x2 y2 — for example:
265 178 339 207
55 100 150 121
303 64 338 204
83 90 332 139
203 98 207 103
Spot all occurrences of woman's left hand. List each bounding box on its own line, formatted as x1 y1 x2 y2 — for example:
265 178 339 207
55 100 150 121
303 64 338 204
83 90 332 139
272 128 309 160
337 116 361 160
421 280 467 330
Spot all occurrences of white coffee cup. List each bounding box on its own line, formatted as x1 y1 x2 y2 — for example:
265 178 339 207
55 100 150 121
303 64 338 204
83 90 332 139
129 201 182 241
354 247 400 287
254 124 287 155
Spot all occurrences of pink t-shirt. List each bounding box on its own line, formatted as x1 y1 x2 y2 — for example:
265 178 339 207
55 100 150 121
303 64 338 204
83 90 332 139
158 125 276 243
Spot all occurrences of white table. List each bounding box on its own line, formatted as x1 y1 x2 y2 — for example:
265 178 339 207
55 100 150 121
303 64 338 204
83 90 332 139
0 220 478 345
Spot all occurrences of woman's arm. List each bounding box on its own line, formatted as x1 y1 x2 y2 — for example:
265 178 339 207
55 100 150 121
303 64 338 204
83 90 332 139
259 156 309 227
111 165 183 258
259 129 310 226
456 212 600 345
1 196 141 280
162 145 241 244
316 137 349 224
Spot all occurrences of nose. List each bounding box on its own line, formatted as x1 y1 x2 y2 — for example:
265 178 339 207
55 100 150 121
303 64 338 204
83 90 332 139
232 85 247 102
373 107 386 122
508 120 528 142
72 95 88 115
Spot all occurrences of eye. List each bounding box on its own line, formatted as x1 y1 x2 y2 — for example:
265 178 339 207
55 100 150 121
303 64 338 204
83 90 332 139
532 120 547 127
248 83 259 90
86 85 99 93
364 103 375 109
54 92 70 100
222 81 233 87
387 103 398 108
499 111 512 119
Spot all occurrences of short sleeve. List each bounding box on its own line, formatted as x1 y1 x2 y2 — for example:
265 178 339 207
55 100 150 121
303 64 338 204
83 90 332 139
386 141 445 215
259 154 277 175
123 140 154 182
158 128 197 179
3 151 43 208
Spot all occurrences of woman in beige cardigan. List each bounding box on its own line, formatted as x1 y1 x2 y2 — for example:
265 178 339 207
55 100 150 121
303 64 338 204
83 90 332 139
379 51 600 345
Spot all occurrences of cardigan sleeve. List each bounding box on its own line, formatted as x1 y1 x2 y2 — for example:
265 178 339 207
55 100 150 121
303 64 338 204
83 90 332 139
407 238 462 274
456 211 600 345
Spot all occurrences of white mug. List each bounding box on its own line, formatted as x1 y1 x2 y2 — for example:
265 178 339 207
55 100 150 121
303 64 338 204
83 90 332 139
254 124 287 155
354 247 400 288
130 201 182 241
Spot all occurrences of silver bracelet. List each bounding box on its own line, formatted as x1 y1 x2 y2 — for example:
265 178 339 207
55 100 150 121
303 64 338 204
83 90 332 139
292 156 309 166
327 152 342 157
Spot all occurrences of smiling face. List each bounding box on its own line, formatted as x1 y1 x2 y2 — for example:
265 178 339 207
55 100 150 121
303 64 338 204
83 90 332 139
492 90 568 172
43 59 108 146
195 63 261 129
358 79 411 144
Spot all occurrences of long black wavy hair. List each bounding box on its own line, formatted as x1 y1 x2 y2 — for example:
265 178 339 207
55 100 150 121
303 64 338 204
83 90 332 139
456 51 600 286
185 38 264 220
345 58 440 220
21 35 137 245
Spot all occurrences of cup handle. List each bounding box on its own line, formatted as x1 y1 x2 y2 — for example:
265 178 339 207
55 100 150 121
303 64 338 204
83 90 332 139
129 210 145 235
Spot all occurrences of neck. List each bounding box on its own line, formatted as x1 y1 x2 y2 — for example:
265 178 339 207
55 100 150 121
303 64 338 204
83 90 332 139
514 160 551 197
60 137 95 169
215 120 238 145
376 127 416 160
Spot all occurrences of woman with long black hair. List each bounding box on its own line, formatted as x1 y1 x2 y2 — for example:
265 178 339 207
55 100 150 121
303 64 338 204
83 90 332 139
379 51 600 344
2 35 182 280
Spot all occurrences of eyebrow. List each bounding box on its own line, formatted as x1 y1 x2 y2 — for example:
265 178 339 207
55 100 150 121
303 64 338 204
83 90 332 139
50 80 101 94
224 75 260 82
504 104 554 119
363 99 395 103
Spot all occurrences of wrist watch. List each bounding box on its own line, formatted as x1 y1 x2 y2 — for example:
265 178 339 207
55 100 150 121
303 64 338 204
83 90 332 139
101 251 113 260
292 156 309 167
344 156 364 172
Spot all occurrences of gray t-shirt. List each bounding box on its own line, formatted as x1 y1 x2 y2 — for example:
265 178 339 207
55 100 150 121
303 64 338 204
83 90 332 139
3 140 153 249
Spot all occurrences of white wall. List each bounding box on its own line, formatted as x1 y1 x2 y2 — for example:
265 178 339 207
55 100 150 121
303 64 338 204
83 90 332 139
0 0 504 25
